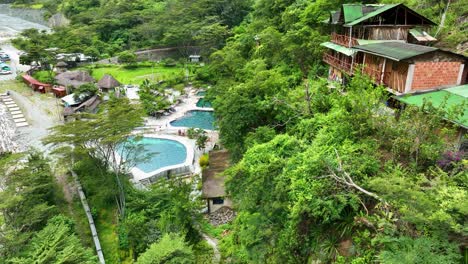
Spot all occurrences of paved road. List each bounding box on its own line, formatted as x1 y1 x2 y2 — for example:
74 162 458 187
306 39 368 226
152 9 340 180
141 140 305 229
0 12 49 81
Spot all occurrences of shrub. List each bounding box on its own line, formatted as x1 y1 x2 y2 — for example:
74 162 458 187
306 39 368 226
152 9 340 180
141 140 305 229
199 154 209 168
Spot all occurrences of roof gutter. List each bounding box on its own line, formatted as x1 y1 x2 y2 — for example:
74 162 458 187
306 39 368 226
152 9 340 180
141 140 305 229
352 49 401 61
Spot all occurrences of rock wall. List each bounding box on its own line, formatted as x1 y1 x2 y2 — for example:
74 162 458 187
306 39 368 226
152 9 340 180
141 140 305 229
0 4 47 26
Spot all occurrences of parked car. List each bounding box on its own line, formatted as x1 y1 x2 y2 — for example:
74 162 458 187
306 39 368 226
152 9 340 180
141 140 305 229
0 53 10 61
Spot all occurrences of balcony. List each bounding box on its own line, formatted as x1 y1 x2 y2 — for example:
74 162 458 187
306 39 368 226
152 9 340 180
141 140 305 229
323 53 353 74
331 32 358 47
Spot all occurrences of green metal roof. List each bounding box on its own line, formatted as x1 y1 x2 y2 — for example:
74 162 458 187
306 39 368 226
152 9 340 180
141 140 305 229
396 87 468 128
409 28 437 41
445 85 468 98
320 42 355 56
353 42 438 61
343 4 363 23
356 39 405 45
345 4 399 26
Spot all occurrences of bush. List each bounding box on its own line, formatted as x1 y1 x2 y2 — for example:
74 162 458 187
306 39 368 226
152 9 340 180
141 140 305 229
117 51 137 64
162 58 177 67
199 154 209 168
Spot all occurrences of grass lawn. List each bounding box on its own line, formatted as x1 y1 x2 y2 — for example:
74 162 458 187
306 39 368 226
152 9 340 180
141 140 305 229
88 64 186 85
0 80 30 94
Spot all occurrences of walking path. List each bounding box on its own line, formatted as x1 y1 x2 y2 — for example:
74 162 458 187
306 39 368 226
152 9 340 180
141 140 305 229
201 233 221 264
71 169 106 264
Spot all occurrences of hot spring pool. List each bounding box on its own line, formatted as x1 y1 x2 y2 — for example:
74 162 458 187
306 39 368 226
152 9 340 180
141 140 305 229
170 110 215 130
196 91 206 96
129 137 187 173
196 98 212 108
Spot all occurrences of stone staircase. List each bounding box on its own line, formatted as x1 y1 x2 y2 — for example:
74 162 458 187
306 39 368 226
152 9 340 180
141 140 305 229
0 93 28 128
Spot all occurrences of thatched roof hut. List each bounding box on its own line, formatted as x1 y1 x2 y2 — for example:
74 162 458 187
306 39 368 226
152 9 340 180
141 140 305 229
55 71 95 88
56 61 68 67
97 74 121 90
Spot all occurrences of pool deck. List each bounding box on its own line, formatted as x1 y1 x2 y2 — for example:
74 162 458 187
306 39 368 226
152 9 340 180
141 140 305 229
130 86 219 184
145 87 215 131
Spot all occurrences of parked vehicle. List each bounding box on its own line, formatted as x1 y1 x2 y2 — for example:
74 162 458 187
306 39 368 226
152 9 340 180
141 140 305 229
0 53 11 61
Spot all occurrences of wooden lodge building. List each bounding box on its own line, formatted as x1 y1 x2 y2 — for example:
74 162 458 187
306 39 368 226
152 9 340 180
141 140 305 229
321 3 467 95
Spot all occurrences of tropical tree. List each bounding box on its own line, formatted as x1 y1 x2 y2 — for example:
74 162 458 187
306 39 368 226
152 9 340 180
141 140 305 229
44 97 145 218
8 215 97 264
136 233 195 264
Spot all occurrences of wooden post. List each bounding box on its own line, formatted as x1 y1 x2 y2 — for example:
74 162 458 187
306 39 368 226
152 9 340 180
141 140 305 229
405 9 407 25
362 53 366 74
380 58 387 84
348 26 353 47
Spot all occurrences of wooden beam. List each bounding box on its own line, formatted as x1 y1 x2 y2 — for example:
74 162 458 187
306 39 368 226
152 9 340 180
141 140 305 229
405 8 407 25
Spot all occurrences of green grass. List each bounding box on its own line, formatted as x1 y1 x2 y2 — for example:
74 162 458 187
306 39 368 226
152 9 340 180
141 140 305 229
32 70 55 84
0 80 30 94
200 218 231 240
11 3 44 9
87 64 185 85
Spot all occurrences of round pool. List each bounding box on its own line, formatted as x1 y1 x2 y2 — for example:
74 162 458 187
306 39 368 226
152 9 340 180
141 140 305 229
170 110 215 130
130 137 187 173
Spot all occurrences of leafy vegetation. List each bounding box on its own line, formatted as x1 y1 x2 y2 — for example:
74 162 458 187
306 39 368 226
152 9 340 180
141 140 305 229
0 152 96 263
2 0 467 263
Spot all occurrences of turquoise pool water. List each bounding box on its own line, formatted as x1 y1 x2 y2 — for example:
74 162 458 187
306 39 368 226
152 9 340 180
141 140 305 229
196 98 212 108
127 137 187 173
170 110 215 130
196 91 206 96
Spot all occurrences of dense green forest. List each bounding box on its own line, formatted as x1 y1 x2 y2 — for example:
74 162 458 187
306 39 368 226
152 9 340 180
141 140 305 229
1 0 467 263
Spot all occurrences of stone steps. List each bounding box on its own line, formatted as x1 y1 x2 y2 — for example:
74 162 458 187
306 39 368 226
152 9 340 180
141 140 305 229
1 96 29 128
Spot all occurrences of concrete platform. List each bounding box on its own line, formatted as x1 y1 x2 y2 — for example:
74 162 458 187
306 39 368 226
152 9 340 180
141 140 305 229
5 101 16 106
2 98 13 102
15 122 29 128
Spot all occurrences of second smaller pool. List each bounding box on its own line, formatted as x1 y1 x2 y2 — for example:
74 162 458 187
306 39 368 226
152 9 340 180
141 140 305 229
170 110 215 130
196 98 212 108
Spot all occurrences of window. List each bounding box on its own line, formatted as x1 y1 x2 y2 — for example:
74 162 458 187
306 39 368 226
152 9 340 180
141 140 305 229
212 197 224 205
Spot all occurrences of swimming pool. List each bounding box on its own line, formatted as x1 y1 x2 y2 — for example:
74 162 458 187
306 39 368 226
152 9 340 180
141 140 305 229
128 137 187 173
196 98 212 108
170 110 215 130
196 91 206 96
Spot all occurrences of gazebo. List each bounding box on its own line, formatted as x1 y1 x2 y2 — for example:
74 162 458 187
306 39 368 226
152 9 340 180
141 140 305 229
97 74 121 91
55 61 68 73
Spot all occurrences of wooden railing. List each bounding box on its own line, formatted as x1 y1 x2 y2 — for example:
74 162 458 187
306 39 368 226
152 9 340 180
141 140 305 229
331 32 358 47
323 53 353 74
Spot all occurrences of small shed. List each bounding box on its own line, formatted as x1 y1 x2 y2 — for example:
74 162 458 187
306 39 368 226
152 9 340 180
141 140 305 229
202 150 232 213
97 74 121 91
52 85 67 98
189 55 201 63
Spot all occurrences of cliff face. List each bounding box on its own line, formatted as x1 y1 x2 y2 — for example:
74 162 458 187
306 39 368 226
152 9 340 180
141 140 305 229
0 4 47 26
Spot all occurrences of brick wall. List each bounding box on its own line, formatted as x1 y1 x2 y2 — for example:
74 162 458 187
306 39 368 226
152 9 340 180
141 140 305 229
411 62 461 90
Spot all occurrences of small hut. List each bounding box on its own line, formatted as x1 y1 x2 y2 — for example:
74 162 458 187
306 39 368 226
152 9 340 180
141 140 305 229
55 61 68 73
189 55 201 63
97 74 121 91
55 71 95 89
